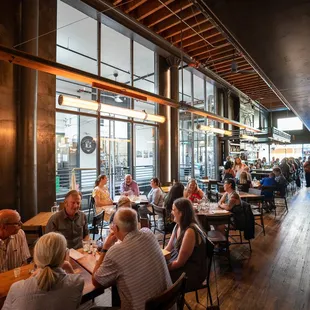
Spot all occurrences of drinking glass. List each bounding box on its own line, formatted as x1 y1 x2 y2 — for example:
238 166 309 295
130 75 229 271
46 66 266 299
51 206 58 213
14 267 21 278
82 240 90 252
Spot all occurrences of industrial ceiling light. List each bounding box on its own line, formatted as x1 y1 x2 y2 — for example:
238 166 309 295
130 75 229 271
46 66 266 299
197 124 233 136
58 95 166 123
240 134 258 141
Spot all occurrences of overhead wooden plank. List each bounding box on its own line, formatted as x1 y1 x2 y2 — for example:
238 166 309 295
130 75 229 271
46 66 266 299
171 22 215 44
202 50 235 64
123 0 148 13
208 55 243 69
234 79 267 88
162 14 208 39
227 74 258 83
190 42 231 58
186 35 225 53
154 9 201 34
134 0 174 21
143 0 193 28
215 61 249 73
113 0 122 5
195 46 234 61
180 28 220 48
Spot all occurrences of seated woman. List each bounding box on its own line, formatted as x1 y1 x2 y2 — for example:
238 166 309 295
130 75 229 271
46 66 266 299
163 182 184 228
140 177 164 222
92 174 113 214
165 198 207 291
184 179 204 203
3 232 84 310
109 196 131 224
237 172 251 192
223 160 236 180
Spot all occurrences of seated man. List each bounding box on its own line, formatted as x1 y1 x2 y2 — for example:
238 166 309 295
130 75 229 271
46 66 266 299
92 208 172 310
218 178 241 211
46 190 89 249
273 167 288 196
0 210 30 272
120 174 140 196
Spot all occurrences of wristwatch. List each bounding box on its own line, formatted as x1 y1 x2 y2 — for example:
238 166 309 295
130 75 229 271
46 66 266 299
101 248 108 253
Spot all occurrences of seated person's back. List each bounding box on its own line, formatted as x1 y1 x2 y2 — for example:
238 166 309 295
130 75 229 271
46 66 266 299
93 208 172 310
3 232 84 310
46 190 89 249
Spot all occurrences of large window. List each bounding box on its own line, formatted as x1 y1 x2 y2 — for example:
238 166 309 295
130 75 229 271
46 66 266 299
278 117 303 131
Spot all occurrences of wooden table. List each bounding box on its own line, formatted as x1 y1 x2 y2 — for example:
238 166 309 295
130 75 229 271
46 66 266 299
218 191 264 201
22 212 53 234
72 248 171 274
113 195 148 205
0 258 104 308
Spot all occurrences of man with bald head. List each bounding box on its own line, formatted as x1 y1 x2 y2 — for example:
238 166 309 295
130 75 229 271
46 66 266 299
93 208 172 310
120 174 140 196
0 209 30 272
46 190 89 249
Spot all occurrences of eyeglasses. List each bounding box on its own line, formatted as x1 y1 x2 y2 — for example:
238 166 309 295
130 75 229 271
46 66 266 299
6 221 23 226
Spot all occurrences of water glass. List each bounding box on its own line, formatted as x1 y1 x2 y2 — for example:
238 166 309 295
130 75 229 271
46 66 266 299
51 206 59 213
82 240 90 252
14 267 21 278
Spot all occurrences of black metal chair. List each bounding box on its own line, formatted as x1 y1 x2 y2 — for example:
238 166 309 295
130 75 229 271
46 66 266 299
88 210 104 240
184 237 215 309
248 188 265 236
151 204 175 248
145 272 186 310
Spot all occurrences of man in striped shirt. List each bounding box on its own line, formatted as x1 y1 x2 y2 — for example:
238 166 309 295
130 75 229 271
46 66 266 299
0 210 30 273
92 208 172 310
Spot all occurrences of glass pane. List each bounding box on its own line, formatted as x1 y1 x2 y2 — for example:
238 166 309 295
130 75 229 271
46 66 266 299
56 113 97 207
101 25 131 84
100 119 131 197
134 42 155 93
179 69 192 104
57 1 97 72
134 124 156 193
193 75 204 108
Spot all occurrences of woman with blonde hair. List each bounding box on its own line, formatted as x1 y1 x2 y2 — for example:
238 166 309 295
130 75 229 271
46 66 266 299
3 232 84 310
233 157 247 179
184 179 204 203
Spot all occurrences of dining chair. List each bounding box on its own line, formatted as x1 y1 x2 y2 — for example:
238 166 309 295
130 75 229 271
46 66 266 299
248 188 265 235
145 272 186 310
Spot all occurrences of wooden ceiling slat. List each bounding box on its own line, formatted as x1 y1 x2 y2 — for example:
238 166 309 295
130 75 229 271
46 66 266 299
181 28 220 48
143 0 193 28
235 80 268 88
171 22 215 44
186 36 225 54
135 0 174 21
226 74 258 83
190 42 231 59
202 50 235 64
123 0 148 14
240 85 270 92
162 15 208 39
196 46 235 62
215 61 249 73
153 8 201 34
113 0 123 5
208 56 243 69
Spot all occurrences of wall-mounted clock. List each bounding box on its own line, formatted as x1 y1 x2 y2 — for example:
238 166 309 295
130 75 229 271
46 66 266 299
81 136 96 154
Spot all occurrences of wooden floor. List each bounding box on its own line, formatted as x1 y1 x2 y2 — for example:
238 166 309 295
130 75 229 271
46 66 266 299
187 186 310 310
80 186 310 310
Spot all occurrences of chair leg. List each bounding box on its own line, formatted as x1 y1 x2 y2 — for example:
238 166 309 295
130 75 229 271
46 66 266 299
285 198 288 212
207 285 213 306
184 299 192 310
248 239 252 252
163 233 166 249
260 213 265 236
195 290 199 303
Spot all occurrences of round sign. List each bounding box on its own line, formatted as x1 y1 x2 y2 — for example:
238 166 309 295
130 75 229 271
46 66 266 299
81 136 96 154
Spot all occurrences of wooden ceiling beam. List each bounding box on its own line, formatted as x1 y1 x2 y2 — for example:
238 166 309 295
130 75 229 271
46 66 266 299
181 28 221 48
217 66 254 76
234 80 267 88
170 22 215 44
122 0 148 14
153 8 201 34
226 74 258 83
186 36 225 54
202 50 235 64
113 0 123 5
240 86 270 93
196 46 235 62
208 56 243 70
162 15 208 39
135 0 174 21
143 0 194 28
215 61 248 73
190 42 231 59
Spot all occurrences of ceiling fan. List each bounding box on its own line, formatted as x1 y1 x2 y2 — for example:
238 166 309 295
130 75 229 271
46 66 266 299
102 94 123 103
221 61 256 76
